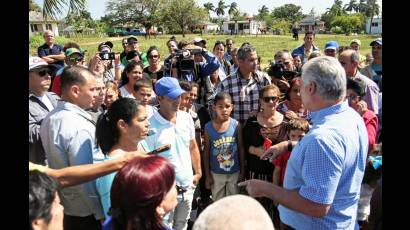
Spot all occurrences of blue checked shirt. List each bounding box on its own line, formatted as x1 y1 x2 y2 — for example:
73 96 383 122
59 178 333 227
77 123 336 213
279 101 368 230
215 70 270 124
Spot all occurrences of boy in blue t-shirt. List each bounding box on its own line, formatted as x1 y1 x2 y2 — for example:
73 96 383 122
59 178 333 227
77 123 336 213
203 92 245 201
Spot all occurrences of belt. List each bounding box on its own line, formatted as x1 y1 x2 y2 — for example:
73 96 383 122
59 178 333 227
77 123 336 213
176 185 188 195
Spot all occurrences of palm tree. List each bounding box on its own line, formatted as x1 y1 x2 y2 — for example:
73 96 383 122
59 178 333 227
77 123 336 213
203 2 215 17
344 0 358 13
357 0 368 13
42 0 86 19
228 2 238 19
257 5 269 20
215 0 227 17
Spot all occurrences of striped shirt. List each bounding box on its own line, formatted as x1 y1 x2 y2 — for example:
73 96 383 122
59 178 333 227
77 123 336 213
216 69 271 124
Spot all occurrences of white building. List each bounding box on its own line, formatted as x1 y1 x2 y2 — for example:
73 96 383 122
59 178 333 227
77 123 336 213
221 20 265 35
366 18 382 34
29 11 60 36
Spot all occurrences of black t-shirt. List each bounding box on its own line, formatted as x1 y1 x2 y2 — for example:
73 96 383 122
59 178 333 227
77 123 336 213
143 66 165 81
242 116 289 175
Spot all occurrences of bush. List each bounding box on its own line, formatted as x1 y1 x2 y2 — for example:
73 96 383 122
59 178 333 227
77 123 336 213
29 34 70 49
330 26 344 34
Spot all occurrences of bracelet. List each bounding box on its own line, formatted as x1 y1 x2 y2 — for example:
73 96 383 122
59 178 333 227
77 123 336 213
115 64 121 69
287 140 293 152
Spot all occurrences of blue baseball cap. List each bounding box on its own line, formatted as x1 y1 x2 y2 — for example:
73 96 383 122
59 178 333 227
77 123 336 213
325 41 339 50
155 77 185 100
370 38 382 46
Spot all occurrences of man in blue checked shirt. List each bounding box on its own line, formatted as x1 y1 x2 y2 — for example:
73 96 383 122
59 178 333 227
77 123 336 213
239 56 368 230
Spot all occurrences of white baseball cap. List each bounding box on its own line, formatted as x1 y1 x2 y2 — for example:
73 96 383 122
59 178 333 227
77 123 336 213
29 57 48 71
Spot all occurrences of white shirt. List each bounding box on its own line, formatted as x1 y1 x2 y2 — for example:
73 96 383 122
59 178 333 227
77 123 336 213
34 94 54 111
119 86 135 99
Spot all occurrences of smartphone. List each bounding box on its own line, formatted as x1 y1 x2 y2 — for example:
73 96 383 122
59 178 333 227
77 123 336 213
99 52 116 60
147 144 171 155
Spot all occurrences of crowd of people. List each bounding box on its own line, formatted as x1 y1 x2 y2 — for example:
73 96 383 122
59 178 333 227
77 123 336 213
29 29 382 230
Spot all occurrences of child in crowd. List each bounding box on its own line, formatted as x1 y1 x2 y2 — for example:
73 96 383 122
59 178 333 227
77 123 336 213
273 117 309 187
179 80 202 148
133 78 157 118
104 81 119 109
203 92 245 201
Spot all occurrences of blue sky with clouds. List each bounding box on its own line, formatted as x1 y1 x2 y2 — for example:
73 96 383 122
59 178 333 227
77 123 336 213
34 0 382 20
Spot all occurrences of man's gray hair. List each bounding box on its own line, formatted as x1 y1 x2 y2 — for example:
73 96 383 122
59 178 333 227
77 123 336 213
193 195 274 230
342 49 360 64
302 56 346 100
237 44 256 60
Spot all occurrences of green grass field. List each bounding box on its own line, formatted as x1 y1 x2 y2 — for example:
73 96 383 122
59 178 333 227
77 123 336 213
29 34 379 68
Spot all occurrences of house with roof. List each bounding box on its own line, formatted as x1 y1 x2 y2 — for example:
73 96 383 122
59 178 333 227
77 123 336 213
297 17 325 34
221 20 265 35
366 17 382 34
29 11 60 36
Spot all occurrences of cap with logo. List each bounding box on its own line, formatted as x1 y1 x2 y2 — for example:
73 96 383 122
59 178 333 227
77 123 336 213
29 57 48 71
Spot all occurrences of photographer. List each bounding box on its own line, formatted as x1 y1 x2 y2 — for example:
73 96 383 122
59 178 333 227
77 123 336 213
268 51 300 93
165 44 220 84
88 41 121 84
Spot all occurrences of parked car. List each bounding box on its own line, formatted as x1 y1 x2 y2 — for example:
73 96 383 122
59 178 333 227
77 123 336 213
126 28 146 36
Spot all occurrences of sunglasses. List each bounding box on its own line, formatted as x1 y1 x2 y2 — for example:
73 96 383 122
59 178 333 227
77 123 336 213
372 46 382 50
283 61 291 65
128 42 138 45
149 55 159 59
68 57 83 62
32 68 51 77
262 96 279 103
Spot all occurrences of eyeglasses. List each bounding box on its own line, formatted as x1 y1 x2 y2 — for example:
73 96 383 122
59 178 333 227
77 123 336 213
149 55 159 59
68 57 83 62
262 96 279 103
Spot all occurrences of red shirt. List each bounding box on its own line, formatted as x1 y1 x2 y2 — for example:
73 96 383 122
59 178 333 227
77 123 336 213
51 75 62 97
362 110 378 152
273 151 291 186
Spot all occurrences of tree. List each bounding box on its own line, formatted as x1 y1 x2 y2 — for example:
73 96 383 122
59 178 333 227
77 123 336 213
331 14 363 35
228 2 239 19
271 4 303 24
105 0 166 37
42 0 86 20
344 0 358 13
357 0 368 13
160 0 207 37
65 9 96 33
29 0 42 12
256 5 269 21
215 0 227 17
203 2 215 17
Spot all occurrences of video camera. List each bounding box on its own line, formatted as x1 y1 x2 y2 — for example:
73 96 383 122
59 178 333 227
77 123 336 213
267 62 300 82
165 48 203 72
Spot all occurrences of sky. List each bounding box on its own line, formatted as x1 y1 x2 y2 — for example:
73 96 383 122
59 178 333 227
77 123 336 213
34 0 382 20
